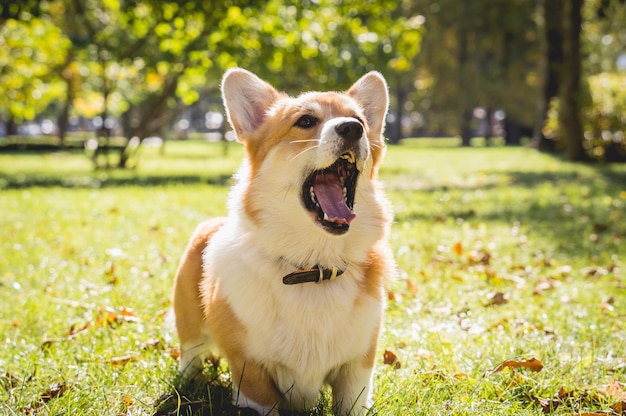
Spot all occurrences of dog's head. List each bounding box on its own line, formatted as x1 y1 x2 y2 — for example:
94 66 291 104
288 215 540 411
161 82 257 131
222 68 388 237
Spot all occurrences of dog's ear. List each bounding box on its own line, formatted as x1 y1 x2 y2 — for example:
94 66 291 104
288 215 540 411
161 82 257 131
221 68 279 138
347 72 389 138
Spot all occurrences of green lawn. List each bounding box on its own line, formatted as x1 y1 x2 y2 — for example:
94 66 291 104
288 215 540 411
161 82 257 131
1 140 625 415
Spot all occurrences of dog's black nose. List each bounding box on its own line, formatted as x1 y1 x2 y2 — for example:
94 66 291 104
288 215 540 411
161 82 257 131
335 121 363 143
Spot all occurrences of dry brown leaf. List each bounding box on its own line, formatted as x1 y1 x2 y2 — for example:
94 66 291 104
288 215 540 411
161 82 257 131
41 338 59 349
598 378 626 402
485 291 509 307
1 372 21 389
611 401 626 414
468 249 491 265
66 322 90 338
40 382 67 402
168 347 181 360
484 357 544 376
406 279 419 296
119 395 134 413
106 354 137 367
600 296 615 313
96 306 119 328
383 350 401 369
142 338 164 351
537 386 571 413
533 278 558 296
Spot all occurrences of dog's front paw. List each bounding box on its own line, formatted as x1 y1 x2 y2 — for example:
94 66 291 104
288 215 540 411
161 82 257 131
233 391 280 416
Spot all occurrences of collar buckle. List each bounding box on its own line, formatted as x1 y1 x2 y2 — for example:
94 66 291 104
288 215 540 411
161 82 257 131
283 265 345 285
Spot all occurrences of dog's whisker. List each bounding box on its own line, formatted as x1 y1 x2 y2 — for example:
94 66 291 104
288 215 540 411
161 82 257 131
289 145 319 161
289 139 321 144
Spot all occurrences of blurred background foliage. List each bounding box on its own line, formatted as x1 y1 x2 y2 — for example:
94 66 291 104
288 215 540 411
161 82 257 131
0 0 624 165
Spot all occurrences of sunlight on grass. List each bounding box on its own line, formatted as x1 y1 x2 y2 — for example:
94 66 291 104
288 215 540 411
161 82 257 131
1 141 625 415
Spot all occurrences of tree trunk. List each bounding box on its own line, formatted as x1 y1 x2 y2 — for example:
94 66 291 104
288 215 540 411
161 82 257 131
460 109 473 147
457 3 473 147
388 79 407 145
504 119 521 146
558 0 587 161
532 0 565 151
484 108 494 146
57 79 75 149
6 117 18 135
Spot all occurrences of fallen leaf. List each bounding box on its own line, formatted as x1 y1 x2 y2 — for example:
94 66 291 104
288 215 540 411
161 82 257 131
600 296 615 313
406 279 419 296
383 350 401 369
66 322 90 338
41 338 59 349
168 348 180 360
40 382 67 402
598 378 626 402
105 354 137 367
1 372 21 389
142 338 164 351
533 278 558 296
484 357 544 376
537 386 571 413
105 261 118 284
120 395 134 412
485 291 509 307
453 241 463 256
96 306 119 328
119 307 140 323
468 249 491 265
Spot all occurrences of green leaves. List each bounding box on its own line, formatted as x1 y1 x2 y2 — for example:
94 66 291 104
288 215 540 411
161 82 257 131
0 17 71 122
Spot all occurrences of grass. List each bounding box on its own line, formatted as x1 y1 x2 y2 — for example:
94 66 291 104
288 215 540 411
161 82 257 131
1 139 625 415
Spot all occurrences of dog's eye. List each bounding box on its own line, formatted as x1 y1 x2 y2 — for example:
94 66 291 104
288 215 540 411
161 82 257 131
294 115 318 129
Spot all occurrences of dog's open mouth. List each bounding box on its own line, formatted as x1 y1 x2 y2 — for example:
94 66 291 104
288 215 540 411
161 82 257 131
302 151 359 235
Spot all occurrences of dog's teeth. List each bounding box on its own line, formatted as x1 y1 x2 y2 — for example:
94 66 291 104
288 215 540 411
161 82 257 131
343 187 347 198
340 151 356 164
323 213 329 221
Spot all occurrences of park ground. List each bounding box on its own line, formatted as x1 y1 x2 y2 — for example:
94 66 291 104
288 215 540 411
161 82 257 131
1 139 625 415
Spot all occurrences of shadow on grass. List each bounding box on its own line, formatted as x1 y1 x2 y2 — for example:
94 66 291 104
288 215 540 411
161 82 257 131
153 369 328 416
153 372 251 416
394 168 626 261
0 172 234 190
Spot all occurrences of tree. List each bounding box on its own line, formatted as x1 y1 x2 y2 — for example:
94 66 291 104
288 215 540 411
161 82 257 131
0 14 71 134
409 0 540 145
558 0 587 161
531 0 564 152
535 0 625 161
2 0 424 164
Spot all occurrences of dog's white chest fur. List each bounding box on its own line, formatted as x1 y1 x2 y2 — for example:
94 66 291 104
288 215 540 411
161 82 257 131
203 221 383 405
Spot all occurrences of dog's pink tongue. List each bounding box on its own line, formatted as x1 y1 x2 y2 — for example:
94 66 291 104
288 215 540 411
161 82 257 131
313 173 356 224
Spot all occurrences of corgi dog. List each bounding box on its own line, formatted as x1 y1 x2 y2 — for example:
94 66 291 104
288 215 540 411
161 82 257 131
173 68 394 415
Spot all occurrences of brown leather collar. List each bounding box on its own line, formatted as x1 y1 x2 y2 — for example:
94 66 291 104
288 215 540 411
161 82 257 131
282 265 345 285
